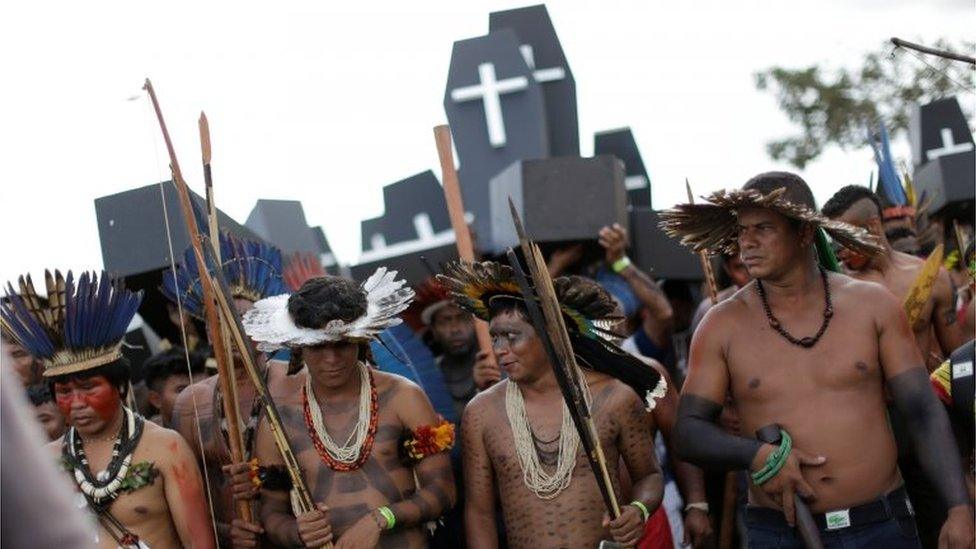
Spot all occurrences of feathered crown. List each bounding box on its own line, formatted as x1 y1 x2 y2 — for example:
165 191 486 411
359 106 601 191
283 252 327 292
403 277 454 330
869 123 916 219
1 270 143 377
437 261 666 409
659 187 883 258
242 267 414 352
436 261 619 341
161 231 288 318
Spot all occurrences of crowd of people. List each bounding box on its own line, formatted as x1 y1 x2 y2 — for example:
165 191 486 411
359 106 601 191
1 171 973 548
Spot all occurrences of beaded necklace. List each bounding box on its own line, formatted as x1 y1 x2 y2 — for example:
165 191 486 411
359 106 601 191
302 362 379 471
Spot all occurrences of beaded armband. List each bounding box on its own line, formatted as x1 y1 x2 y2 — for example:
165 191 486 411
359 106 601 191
399 418 456 465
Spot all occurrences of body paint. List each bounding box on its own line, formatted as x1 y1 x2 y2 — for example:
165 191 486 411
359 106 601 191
53 376 121 422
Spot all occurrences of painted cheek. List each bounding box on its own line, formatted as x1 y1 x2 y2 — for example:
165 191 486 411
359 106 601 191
55 393 75 418
83 382 121 421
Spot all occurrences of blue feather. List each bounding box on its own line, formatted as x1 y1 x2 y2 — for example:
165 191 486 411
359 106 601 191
870 123 907 207
370 324 458 423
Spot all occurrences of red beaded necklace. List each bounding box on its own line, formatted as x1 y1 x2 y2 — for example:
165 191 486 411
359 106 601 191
302 367 379 472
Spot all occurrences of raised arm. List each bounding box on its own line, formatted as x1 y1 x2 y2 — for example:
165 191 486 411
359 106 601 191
462 394 499 548
877 287 974 546
599 224 674 347
160 429 216 549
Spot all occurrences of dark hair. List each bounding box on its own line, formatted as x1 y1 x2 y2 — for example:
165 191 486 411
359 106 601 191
47 357 131 399
743 171 817 210
487 295 529 321
287 276 366 330
27 383 53 406
144 348 206 392
822 185 882 219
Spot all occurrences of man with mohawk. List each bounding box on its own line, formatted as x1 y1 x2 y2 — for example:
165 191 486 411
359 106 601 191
1 270 215 548
439 260 666 548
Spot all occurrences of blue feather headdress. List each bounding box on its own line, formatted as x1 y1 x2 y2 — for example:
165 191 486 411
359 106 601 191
869 123 915 219
161 232 288 318
1 270 143 377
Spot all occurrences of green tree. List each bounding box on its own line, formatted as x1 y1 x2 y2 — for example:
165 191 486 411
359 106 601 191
755 39 974 169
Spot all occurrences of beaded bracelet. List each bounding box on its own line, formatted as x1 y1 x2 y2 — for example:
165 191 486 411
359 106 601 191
751 429 792 486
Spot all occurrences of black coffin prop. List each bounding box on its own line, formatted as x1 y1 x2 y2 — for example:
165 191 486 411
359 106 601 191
595 127 652 208
95 180 261 344
96 180 259 277
489 156 628 254
246 199 326 257
489 4 579 157
909 97 975 217
629 207 704 281
444 29 548 244
349 244 458 288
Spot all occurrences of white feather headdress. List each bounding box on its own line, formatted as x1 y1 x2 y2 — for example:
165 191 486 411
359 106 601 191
242 267 414 352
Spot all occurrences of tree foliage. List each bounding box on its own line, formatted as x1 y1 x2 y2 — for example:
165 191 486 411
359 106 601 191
755 39 975 168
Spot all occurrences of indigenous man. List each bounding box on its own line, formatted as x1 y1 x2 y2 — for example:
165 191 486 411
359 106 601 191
1 270 214 548
145 347 206 428
438 261 667 548
824 185 970 546
27 383 67 441
2 326 44 386
663 172 974 548
236 270 456 548
823 185 966 369
167 233 299 546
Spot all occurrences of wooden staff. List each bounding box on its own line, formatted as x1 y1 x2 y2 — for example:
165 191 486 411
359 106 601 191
686 180 719 304
198 111 251 524
143 80 328 547
433 125 496 383
507 199 622 519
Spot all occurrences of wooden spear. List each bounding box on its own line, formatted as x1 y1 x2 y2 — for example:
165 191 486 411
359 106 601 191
198 111 252 524
507 199 622 519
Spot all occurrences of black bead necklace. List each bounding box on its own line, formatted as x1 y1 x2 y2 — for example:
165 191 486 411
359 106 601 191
756 265 833 348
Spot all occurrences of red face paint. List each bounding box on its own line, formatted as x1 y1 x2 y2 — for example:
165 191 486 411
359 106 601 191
838 248 869 271
52 376 121 423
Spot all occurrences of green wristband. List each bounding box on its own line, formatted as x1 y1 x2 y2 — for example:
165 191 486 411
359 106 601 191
751 430 792 486
630 500 650 522
377 506 396 530
612 256 632 274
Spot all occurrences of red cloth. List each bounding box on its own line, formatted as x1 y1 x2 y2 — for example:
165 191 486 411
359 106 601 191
638 506 674 549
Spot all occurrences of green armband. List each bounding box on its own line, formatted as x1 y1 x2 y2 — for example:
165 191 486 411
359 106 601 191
751 429 792 486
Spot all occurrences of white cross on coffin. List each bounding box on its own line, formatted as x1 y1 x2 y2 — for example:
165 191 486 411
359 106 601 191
518 44 566 83
450 63 529 148
926 128 974 161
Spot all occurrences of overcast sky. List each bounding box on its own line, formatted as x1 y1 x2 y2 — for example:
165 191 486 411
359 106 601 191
1 0 973 285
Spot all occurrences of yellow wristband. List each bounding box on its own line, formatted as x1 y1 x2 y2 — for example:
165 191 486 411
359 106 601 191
630 500 650 522
612 256 632 274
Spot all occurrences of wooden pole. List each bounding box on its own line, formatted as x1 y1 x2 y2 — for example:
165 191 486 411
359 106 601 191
433 125 496 384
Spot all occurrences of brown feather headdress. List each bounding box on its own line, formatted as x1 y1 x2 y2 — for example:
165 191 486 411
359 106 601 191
659 187 883 257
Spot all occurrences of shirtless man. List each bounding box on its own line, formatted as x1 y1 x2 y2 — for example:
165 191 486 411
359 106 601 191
2 270 214 548
235 272 456 548
823 185 966 370
438 262 666 548
166 233 298 546
665 172 973 548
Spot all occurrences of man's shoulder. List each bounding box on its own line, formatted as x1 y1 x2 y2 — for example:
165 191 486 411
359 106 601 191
173 377 216 414
699 284 753 327
138 421 191 461
462 380 505 415
831 271 897 301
